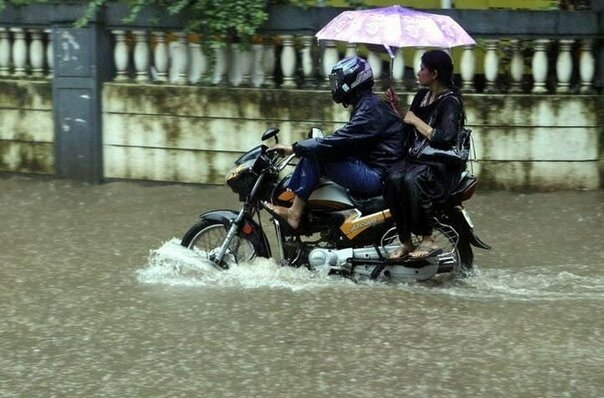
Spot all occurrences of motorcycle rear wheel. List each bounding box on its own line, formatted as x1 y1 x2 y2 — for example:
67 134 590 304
181 219 267 267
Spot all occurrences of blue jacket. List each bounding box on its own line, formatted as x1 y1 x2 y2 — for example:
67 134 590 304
292 91 405 175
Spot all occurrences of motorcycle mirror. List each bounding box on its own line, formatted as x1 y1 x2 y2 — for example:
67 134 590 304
308 127 324 139
261 127 280 143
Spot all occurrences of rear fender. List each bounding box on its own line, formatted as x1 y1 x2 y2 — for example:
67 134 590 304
199 209 271 257
447 207 491 250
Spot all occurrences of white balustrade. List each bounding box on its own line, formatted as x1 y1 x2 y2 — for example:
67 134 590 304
345 43 357 58
321 40 339 87
367 50 383 87
0 28 11 76
412 48 425 90
239 45 253 87
579 39 595 94
153 31 169 82
280 35 297 88
212 43 227 86
484 39 499 93
531 39 550 93
391 48 405 90
133 30 150 83
112 30 129 81
45 29 53 78
263 37 276 88
188 40 207 85
300 36 314 88
251 42 265 88
228 43 242 86
10 27 27 77
509 39 524 93
555 39 574 93
170 32 188 85
460 45 476 92
28 29 44 77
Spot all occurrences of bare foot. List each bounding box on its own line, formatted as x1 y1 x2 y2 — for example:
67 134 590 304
408 242 441 259
263 202 301 230
389 243 414 259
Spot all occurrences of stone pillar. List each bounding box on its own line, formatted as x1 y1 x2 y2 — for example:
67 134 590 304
460 45 476 92
212 42 227 86
579 39 595 94
391 48 405 90
188 40 207 85
531 39 550 94
251 41 265 88
412 48 426 90
280 35 297 88
484 39 499 93
133 30 150 83
321 40 339 88
112 30 129 81
153 31 168 82
263 36 276 88
29 29 45 78
345 43 357 58
239 45 253 87
300 35 314 88
11 27 27 77
367 50 383 88
509 39 524 93
0 28 10 76
555 39 574 93
45 29 53 78
170 32 188 85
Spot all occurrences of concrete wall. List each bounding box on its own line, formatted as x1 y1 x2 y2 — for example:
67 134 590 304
1 79 601 190
103 83 602 190
0 80 54 175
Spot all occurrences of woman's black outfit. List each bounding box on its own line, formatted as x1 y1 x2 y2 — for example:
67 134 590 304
384 88 466 241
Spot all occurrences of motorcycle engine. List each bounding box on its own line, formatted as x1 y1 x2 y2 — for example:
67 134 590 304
308 248 353 269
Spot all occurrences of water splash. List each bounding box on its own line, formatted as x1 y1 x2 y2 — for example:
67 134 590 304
136 239 358 291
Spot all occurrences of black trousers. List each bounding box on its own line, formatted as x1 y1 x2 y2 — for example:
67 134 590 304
383 159 462 241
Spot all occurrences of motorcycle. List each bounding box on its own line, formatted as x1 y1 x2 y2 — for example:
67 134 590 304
181 128 490 282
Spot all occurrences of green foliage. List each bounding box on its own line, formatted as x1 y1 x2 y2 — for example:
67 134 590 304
1 0 367 43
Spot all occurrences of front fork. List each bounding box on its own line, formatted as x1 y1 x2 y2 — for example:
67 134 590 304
213 206 249 267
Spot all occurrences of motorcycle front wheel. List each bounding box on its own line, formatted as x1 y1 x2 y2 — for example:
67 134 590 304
181 219 268 268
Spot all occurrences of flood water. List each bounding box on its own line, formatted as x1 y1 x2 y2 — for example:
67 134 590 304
1 175 602 397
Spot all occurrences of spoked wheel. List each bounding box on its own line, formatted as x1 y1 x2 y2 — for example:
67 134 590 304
181 219 261 269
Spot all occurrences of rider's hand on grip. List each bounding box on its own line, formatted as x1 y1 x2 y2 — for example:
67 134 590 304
267 143 294 156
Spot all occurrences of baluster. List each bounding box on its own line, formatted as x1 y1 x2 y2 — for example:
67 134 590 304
321 40 339 88
484 39 499 93
531 39 550 93
170 32 188 85
509 39 524 93
0 28 11 76
188 37 207 85
28 29 44 77
45 29 53 78
212 42 227 86
345 43 357 58
556 39 574 93
367 50 383 88
153 31 168 82
300 36 314 88
391 48 405 90
227 43 240 86
240 44 252 87
263 36 276 88
460 45 476 92
251 40 265 88
579 39 595 94
133 30 150 83
11 27 27 77
112 30 129 81
280 35 297 88
412 48 426 90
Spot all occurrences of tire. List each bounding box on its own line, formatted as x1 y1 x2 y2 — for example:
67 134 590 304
181 218 269 268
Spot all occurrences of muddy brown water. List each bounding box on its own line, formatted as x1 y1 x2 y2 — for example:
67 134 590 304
1 175 602 397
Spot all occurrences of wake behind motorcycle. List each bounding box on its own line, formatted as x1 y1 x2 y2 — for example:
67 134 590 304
181 128 490 282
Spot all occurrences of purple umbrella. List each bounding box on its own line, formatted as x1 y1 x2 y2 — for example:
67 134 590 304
316 5 476 58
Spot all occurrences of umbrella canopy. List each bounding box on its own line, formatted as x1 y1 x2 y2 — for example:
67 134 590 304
315 5 476 57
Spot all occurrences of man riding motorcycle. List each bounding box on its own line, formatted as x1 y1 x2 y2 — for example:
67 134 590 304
264 56 405 230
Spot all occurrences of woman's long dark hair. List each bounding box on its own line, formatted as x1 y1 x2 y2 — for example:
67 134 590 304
421 49 466 123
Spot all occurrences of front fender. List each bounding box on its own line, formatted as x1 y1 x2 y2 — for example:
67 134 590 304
199 209 271 258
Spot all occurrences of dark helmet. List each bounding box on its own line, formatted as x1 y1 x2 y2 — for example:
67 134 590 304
329 56 374 104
